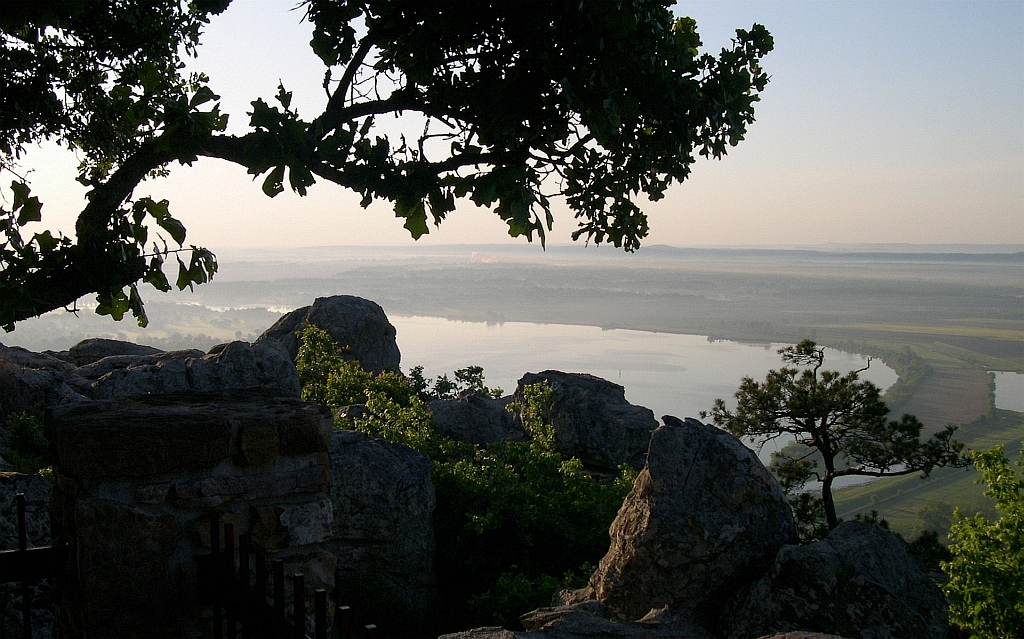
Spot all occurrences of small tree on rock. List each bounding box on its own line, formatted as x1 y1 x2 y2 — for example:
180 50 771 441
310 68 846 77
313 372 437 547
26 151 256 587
707 339 969 529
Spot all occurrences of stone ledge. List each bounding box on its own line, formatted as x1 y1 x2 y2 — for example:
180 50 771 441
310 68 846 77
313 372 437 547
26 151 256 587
51 389 332 480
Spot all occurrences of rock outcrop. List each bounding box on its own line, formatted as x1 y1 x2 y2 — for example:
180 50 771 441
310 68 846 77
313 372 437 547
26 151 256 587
256 295 401 373
66 338 163 366
429 391 524 445
0 345 88 416
0 339 301 418
579 415 796 624
326 429 437 632
48 388 335 638
78 340 300 399
722 521 949 639
438 602 715 638
515 371 657 469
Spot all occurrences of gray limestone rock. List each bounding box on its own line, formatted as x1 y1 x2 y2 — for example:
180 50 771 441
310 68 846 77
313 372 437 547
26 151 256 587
0 344 88 416
84 340 300 399
2 338 301 419
429 391 524 445
723 521 949 639
587 415 796 624
256 295 400 373
67 338 162 366
515 371 657 469
326 429 437 629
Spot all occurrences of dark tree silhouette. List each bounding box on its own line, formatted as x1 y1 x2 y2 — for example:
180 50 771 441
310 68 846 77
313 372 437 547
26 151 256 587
1 0 772 329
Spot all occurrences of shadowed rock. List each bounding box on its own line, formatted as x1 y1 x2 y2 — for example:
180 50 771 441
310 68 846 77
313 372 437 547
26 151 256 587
67 338 162 366
429 391 524 445
722 521 949 639
326 429 437 632
515 371 657 469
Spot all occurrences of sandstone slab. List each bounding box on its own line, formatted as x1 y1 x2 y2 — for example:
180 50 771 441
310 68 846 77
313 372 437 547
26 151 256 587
587 416 796 623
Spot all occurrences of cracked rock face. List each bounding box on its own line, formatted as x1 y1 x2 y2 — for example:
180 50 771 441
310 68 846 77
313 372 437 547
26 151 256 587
722 521 949 639
586 416 796 623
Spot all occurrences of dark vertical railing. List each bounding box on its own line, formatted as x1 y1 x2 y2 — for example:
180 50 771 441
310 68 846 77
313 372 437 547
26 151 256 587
337 605 351 639
0 493 66 639
314 590 327 639
200 517 359 639
17 493 31 639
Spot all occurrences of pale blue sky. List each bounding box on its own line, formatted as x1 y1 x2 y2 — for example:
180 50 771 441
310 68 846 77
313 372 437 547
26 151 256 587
10 0 1023 249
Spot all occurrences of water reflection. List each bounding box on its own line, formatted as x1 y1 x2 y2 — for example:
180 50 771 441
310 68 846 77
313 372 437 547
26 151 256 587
392 316 899 464
992 371 1024 412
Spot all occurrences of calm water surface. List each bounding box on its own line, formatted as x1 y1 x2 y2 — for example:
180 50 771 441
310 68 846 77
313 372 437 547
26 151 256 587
392 316 899 429
992 371 1024 412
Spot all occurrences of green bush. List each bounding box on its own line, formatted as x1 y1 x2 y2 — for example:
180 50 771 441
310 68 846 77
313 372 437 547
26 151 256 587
408 364 504 400
4 412 49 474
295 324 635 631
943 444 1024 639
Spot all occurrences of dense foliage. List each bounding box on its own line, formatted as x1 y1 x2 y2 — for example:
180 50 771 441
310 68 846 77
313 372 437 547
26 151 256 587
943 444 1024 639
707 339 969 529
296 324 635 629
3 411 49 474
1 0 772 329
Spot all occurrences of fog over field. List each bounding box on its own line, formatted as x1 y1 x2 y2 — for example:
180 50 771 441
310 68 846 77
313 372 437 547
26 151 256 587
6 244 1022 363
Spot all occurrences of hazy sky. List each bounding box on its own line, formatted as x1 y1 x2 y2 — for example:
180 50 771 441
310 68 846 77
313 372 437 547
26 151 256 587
11 0 1024 249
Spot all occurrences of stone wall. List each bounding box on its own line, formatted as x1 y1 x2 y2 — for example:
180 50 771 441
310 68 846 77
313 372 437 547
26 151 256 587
48 388 335 638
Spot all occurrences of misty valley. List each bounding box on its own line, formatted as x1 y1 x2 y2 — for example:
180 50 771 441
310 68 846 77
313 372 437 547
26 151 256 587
7 244 1022 532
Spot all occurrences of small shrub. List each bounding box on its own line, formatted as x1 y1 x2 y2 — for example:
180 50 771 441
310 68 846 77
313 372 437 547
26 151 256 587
5 412 48 474
408 364 503 400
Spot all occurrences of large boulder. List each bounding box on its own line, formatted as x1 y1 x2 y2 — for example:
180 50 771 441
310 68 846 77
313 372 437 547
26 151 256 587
1 338 301 416
256 295 401 373
0 344 88 416
429 391 524 445
722 521 949 639
66 338 162 366
326 429 436 633
581 416 796 624
515 371 657 469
